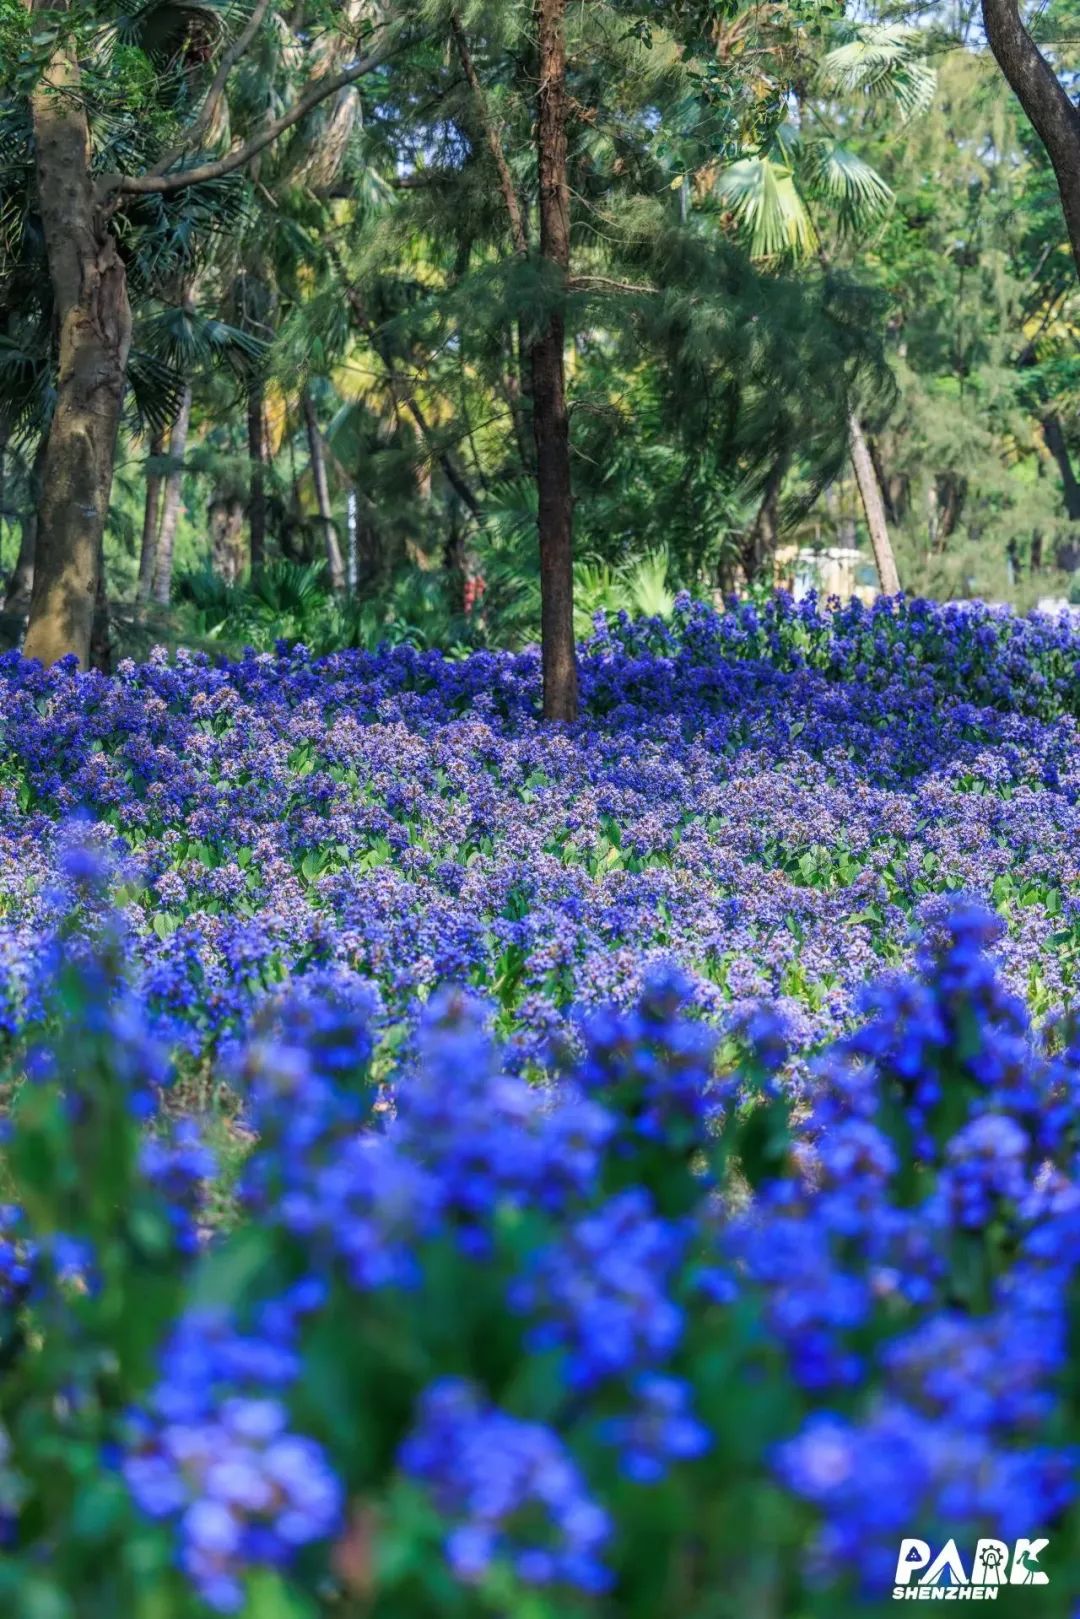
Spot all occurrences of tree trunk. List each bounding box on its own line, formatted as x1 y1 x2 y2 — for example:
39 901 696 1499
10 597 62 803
1041 412 1080 566
1042 413 1080 519
5 434 48 613
90 559 112 674
0 421 7 571
6 515 37 616
868 436 900 525
152 383 192 605
248 382 266 574
22 24 132 667
531 0 578 722
935 473 967 542
849 411 901 597
347 488 358 594
136 430 165 608
210 496 246 584
982 0 1080 283
302 388 345 592
742 452 787 583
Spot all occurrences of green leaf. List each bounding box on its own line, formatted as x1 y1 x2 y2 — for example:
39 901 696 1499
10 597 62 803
712 153 817 261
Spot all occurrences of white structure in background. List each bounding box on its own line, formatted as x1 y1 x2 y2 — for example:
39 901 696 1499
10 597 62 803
1035 596 1080 619
775 545 879 605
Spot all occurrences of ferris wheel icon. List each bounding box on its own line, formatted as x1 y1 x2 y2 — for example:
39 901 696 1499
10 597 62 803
978 1546 1007 1583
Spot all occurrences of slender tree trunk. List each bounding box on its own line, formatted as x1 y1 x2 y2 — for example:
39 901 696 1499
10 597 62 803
982 0 1080 283
531 0 578 721
5 434 48 613
1042 412 1080 519
1041 412 1080 566
6 515 37 616
927 481 940 555
868 437 899 525
0 421 7 573
743 452 787 583
136 430 165 608
248 381 266 573
90 558 111 673
22 21 132 667
210 495 246 584
347 488 358 593
301 388 345 592
849 411 901 597
152 383 192 605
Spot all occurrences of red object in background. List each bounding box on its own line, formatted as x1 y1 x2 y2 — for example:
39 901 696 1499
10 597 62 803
464 574 487 614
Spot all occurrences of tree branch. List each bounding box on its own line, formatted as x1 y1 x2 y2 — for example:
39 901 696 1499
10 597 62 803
98 39 392 203
450 12 529 255
982 0 1080 278
147 0 273 179
568 274 656 295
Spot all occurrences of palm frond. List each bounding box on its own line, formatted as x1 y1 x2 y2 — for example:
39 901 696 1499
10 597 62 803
807 142 892 231
140 305 268 375
0 334 52 441
819 26 937 123
126 348 188 434
713 155 818 261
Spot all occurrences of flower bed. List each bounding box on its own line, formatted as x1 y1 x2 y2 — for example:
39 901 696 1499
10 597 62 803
1 594 1079 1615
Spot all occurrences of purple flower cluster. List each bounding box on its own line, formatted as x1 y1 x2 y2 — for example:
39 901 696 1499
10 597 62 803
123 1302 339 1612
0 596 1075 1079
511 1189 686 1388
399 1379 612 1591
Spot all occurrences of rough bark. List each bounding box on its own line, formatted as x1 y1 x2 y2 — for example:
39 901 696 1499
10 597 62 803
23 19 132 667
982 0 1080 282
152 383 192 605
136 430 165 608
247 382 267 573
5 434 48 612
302 388 345 592
849 411 901 596
531 0 578 722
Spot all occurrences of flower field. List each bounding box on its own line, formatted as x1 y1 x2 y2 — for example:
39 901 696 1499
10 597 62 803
2 594 1080 1616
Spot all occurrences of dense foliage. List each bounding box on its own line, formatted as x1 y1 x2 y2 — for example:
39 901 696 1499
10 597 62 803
6 0 1080 662
0 596 1080 1614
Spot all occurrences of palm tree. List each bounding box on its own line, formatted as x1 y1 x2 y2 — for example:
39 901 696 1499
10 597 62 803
12 0 399 665
712 22 937 594
135 295 267 605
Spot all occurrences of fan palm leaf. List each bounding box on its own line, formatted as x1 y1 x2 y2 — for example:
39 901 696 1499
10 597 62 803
713 154 818 260
806 141 893 232
819 25 937 124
